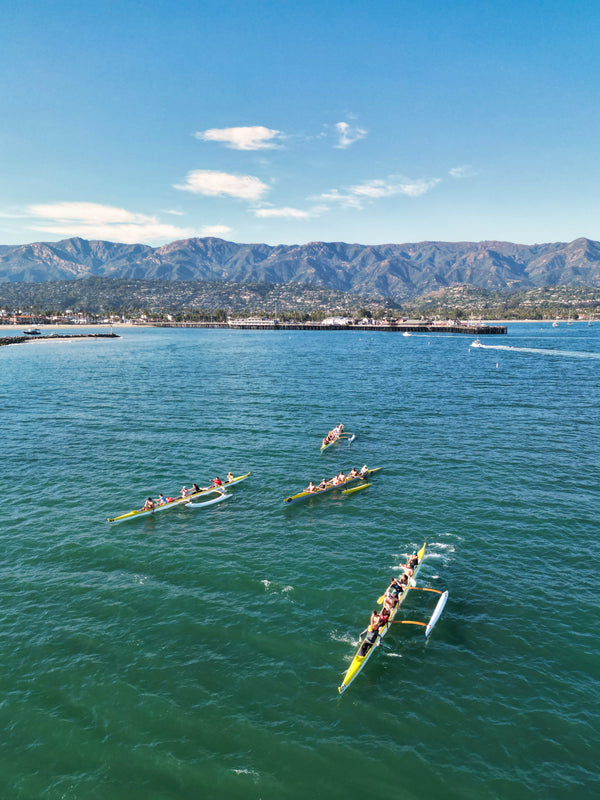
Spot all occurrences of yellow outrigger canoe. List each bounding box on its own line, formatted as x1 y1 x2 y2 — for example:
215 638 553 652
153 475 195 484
283 468 380 504
338 542 448 694
107 472 250 524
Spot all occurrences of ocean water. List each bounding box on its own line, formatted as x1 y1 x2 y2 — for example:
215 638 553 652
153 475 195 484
1 323 598 799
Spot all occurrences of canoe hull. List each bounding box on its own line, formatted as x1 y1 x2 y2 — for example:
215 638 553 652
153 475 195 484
338 543 426 694
284 468 381 504
107 472 250 523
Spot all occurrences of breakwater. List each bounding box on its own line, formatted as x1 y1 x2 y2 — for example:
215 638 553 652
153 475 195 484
151 321 507 334
0 332 120 346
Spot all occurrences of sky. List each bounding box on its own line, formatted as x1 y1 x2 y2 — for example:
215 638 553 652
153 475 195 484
1 0 599 247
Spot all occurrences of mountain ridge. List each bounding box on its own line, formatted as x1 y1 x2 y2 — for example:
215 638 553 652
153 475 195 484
1 236 599 300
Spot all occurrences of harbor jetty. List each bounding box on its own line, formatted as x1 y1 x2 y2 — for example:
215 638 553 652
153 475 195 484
0 332 120 347
151 321 506 335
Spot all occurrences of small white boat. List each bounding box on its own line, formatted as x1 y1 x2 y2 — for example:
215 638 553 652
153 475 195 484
552 321 559 327
402 332 411 337
470 338 484 348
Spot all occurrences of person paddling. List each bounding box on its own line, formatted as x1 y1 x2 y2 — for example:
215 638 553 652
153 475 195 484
358 611 383 657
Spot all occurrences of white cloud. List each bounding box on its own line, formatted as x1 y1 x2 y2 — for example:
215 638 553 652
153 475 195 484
334 121 367 149
195 126 282 150
29 201 152 225
449 165 477 178
315 176 440 210
26 201 196 244
316 190 364 209
174 170 269 200
253 206 310 219
351 178 441 198
200 224 232 237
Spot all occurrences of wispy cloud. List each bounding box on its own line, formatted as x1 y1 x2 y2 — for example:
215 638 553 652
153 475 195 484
351 177 441 198
253 206 310 219
200 224 232 237
449 165 477 178
316 190 364 209
334 121 367 149
195 126 282 150
174 170 269 201
315 176 441 209
26 201 196 244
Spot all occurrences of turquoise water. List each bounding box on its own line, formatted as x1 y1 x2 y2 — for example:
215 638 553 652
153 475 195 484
1 323 598 799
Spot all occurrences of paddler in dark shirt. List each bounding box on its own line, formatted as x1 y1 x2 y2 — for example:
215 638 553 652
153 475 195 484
358 610 384 656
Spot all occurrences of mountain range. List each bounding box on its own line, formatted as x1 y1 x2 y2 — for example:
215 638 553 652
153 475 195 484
1 236 600 300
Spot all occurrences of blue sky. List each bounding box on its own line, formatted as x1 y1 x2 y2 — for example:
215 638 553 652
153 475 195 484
1 0 599 247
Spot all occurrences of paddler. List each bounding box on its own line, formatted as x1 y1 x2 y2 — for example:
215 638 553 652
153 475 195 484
180 486 189 497
348 467 359 478
226 472 234 483
142 497 155 511
378 605 391 626
358 611 383 657
359 465 369 478
306 481 317 493
212 476 223 487
383 577 405 609
157 493 167 506
191 484 201 494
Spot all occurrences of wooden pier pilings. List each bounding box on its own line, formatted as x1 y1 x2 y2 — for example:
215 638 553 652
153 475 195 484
151 322 507 335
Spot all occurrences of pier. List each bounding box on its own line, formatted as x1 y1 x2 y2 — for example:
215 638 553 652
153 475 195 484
151 321 507 334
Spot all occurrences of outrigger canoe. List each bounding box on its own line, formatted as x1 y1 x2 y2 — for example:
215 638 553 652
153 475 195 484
320 430 356 452
107 472 250 524
338 543 448 694
283 468 380 504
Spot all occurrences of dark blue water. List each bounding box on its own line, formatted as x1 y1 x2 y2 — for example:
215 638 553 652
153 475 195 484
1 323 598 799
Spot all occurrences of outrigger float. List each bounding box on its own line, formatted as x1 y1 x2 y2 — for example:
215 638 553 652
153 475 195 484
283 468 380 505
338 543 448 694
107 472 250 524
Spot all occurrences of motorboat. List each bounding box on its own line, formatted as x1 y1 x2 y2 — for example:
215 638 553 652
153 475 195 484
470 338 484 348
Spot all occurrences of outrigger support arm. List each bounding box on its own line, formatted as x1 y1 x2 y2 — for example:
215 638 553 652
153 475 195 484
392 590 449 637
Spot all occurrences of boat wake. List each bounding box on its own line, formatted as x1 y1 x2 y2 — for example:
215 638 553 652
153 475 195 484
330 630 358 646
471 343 600 359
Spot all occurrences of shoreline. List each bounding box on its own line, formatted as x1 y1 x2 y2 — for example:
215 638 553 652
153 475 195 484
0 318 591 332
